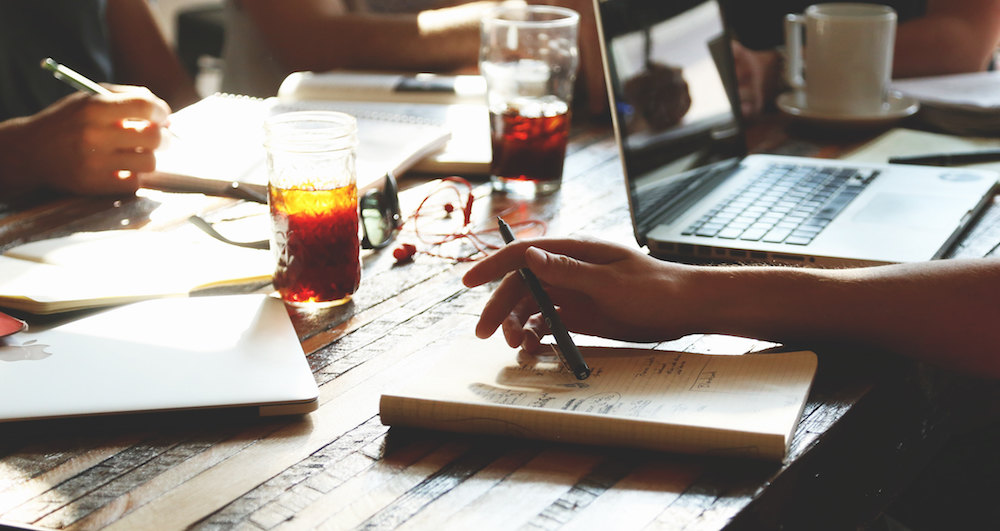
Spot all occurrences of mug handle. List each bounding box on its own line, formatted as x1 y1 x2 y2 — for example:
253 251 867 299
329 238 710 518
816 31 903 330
783 13 805 91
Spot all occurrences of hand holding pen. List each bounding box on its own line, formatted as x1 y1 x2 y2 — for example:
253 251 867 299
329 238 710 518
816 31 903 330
494 218 591 380
463 235 697 358
42 58 180 141
24 58 173 195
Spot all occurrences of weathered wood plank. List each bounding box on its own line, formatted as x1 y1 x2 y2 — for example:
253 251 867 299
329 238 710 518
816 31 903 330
358 441 529 530
558 460 703 531
428 449 607 530
286 441 469 529
8 438 180 526
392 446 537 531
101 316 476 530
61 420 286 531
0 435 144 519
521 455 642 530
197 417 389 529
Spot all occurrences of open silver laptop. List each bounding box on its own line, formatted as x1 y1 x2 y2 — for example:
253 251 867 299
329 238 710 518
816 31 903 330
595 0 998 267
0 295 318 422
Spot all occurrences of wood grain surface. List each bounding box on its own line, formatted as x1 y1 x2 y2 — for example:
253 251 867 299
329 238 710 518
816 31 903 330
0 116 989 530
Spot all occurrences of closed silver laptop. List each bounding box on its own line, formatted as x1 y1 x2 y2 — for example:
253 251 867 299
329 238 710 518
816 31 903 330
594 0 998 267
0 295 318 422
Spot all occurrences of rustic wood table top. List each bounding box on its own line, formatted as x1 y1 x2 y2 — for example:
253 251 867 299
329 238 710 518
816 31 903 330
0 115 993 531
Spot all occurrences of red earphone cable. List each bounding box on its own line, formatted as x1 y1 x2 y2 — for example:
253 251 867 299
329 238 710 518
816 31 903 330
394 176 546 262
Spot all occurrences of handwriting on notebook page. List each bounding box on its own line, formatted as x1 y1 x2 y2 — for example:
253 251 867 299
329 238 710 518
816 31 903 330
379 335 817 459
460 348 805 427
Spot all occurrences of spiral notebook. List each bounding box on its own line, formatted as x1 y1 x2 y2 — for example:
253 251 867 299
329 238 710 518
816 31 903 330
277 71 492 175
147 93 451 198
0 226 273 314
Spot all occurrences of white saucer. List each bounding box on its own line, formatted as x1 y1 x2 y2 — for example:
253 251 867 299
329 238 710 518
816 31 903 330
777 91 920 128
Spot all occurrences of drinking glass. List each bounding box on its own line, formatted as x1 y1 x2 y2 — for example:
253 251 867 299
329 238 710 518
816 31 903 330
480 5 580 196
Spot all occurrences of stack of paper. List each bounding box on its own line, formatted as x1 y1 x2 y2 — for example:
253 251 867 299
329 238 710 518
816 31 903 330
148 93 452 198
892 71 1000 135
278 71 493 175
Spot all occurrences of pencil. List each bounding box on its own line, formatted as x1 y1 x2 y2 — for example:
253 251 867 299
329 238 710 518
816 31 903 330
40 57 181 140
40 58 112 95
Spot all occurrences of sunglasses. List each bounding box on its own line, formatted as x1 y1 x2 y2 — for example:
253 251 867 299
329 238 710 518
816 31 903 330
360 171 402 249
190 173 403 251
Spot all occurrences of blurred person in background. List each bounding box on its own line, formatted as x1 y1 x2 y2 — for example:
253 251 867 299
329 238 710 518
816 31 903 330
0 0 198 197
221 0 608 115
722 0 1000 117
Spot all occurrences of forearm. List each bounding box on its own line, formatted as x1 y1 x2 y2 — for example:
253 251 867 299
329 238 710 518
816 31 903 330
106 0 199 109
894 0 1000 77
895 20 995 76
692 260 1000 377
0 118 38 195
244 0 494 73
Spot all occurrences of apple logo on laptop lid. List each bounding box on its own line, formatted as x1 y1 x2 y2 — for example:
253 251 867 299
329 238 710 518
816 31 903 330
0 339 52 362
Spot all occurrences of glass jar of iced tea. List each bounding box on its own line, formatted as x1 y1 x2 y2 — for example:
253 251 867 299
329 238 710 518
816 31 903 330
264 111 360 307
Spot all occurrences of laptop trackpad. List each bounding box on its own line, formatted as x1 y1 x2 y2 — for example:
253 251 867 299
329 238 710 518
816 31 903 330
853 193 961 228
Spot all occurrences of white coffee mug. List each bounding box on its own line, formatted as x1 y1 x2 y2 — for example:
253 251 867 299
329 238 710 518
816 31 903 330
784 3 897 116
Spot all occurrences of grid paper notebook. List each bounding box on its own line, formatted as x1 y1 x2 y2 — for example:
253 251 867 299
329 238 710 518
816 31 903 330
380 335 817 461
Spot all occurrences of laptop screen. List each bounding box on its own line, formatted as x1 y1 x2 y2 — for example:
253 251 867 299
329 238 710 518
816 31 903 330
597 0 746 244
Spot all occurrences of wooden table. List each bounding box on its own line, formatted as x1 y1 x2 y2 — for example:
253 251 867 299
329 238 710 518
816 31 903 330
0 116 994 530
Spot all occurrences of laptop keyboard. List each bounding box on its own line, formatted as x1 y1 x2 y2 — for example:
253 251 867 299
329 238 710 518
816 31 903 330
682 164 879 245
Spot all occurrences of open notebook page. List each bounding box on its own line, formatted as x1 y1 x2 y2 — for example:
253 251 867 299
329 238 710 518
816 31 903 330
148 94 451 197
0 226 273 314
892 71 1000 111
277 72 492 175
380 335 817 460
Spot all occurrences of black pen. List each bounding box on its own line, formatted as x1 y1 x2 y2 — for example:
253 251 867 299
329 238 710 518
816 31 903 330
888 149 1000 167
497 217 591 380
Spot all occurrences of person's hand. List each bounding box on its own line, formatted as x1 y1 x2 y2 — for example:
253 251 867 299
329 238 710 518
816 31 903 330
7 85 170 196
462 237 698 352
731 41 781 118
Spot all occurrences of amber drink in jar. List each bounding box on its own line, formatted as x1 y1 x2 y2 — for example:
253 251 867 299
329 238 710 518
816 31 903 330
264 111 360 307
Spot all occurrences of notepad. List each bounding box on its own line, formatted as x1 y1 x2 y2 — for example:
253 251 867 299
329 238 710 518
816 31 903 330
379 336 818 461
0 226 273 314
891 71 1000 135
147 93 452 198
279 71 488 105
0 311 26 337
892 71 1000 111
278 71 492 175
842 127 1000 169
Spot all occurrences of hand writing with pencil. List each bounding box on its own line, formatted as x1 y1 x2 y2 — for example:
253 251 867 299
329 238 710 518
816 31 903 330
0 84 171 196
0 0 198 198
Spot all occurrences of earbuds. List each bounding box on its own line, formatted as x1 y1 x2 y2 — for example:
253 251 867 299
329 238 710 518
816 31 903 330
393 243 417 263
388 176 545 264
